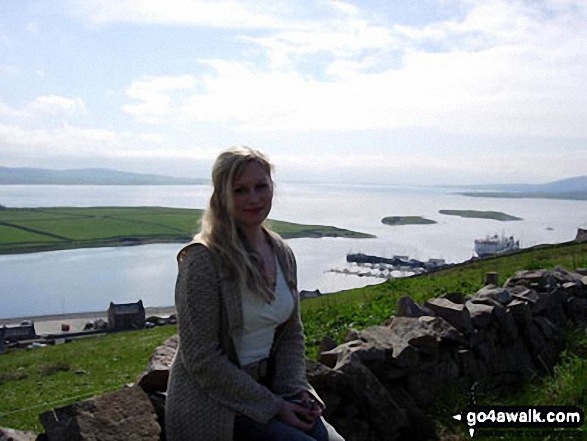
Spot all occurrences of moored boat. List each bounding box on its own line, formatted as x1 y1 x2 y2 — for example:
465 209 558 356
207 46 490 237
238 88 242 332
474 234 519 257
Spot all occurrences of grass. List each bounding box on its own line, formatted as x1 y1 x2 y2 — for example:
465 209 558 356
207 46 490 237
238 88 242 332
438 209 523 221
381 216 437 225
301 241 587 357
0 325 178 432
0 206 372 254
0 240 585 434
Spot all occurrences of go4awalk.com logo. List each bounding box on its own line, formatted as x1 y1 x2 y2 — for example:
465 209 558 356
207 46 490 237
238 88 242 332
453 405 585 437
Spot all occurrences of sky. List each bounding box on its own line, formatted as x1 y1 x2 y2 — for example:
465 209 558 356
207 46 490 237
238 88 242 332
0 0 586 185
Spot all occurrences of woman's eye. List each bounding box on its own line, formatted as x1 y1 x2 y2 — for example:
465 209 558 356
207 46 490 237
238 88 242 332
234 187 246 195
256 183 269 191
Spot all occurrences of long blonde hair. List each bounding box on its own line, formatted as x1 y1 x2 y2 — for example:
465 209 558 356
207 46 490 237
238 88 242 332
199 146 275 302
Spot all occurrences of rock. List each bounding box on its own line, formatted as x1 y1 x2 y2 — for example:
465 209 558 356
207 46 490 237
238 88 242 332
505 270 558 292
395 296 433 318
485 271 499 285
93 318 108 330
40 386 160 441
138 334 178 393
307 356 408 441
359 326 420 368
488 339 536 383
335 353 408 441
418 316 467 346
442 292 466 304
465 301 494 329
424 298 473 334
474 286 512 305
565 297 587 323
387 317 439 355
507 299 532 328
0 428 38 441
318 335 339 368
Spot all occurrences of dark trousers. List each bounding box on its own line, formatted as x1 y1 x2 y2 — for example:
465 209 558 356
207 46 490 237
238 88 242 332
234 415 329 441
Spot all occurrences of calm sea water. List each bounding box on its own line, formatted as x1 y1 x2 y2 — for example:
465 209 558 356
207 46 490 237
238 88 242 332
0 183 585 318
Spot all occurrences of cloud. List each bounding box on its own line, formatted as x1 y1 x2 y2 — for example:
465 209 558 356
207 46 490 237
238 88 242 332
0 123 118 152
0 101 25 117
122 75 196 124
28 95 87 116
128 0 583 138
73 0 283 28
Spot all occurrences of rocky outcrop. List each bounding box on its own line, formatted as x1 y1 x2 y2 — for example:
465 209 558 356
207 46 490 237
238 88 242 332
18 266 586 441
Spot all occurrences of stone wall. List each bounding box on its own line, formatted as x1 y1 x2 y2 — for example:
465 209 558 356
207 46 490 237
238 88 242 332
16 267 586 441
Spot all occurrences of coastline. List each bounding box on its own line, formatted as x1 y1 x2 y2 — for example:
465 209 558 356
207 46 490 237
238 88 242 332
0 305 177 335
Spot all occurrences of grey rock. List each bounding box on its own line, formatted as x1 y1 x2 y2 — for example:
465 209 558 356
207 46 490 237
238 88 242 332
474 286 512 305
138 334 178 393
424 298 473 334
465 301 494 329
0 428 38 441
40 386 160 441
396 296 433 318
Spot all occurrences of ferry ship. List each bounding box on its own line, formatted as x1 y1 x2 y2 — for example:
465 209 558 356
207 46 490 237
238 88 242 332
474 234 519 257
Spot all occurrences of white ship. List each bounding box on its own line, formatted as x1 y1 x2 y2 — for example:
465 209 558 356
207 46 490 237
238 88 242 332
474 234 519 257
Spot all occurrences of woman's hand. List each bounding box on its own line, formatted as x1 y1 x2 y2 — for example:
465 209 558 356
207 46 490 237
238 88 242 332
276 392 323 432
276 401 315 432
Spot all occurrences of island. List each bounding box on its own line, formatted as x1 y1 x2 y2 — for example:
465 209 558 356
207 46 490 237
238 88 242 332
381 216 437 226
439 210 523 221
0 206 374 255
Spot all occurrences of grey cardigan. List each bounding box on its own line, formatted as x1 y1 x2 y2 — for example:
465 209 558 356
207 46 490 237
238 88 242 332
165 230 319 441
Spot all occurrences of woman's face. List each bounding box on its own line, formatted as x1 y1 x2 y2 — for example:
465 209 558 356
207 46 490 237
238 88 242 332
230 161 273 229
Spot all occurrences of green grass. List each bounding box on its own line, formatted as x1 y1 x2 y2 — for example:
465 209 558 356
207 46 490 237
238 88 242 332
381 216 437 225
0 206 372 254
439 209 523 221
0 325 178 432
301 241 587 357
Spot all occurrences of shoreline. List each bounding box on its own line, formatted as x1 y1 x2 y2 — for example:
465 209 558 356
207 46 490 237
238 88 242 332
0 305 177 335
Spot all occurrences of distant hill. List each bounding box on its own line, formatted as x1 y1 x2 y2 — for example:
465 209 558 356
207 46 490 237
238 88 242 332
450 176 587 201
0 167 206 185
459 176 587 192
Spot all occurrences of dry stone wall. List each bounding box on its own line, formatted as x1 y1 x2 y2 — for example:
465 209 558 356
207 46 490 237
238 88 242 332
17 267 587 441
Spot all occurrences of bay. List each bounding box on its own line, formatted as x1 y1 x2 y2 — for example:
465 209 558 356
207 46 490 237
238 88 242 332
0 183 585 319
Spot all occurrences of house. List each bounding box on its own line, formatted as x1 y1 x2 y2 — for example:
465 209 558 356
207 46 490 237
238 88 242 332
107 300 146 331
576 227 587 242
0 322 37 343
300 289 321 300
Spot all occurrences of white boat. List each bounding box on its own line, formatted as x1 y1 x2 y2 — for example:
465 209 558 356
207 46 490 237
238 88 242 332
474 234 519 257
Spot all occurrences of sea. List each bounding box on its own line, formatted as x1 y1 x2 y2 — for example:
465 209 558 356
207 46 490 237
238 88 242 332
1 182 585 319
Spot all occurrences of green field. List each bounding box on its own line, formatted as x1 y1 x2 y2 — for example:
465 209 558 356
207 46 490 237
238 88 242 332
1 240 585 435
439 209 523 221
0 207 373 254
381 216 437 225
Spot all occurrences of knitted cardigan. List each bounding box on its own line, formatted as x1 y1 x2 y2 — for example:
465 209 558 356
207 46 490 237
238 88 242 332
165 230 320 441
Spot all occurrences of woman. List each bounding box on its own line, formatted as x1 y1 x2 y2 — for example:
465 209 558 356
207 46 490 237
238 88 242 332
166 146 343 441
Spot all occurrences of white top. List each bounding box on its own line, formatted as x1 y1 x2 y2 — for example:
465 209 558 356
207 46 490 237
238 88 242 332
233 259 295 366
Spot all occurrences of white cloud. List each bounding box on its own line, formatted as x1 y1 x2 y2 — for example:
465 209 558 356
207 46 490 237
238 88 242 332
0 123 117 149
130 0 583 138
74 0 282 28
122 75 196 124
0 101 24 117
28 95 87 116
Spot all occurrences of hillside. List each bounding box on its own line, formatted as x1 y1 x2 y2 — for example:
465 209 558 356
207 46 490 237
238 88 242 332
0 166 205 185
450 175 587 200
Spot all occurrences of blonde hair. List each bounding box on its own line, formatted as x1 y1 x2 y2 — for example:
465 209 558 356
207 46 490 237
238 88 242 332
199 146 275 302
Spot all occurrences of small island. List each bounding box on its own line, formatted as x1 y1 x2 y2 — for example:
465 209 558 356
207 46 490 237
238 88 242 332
439 210 523 221
382 216 437 226
0 206 373 255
